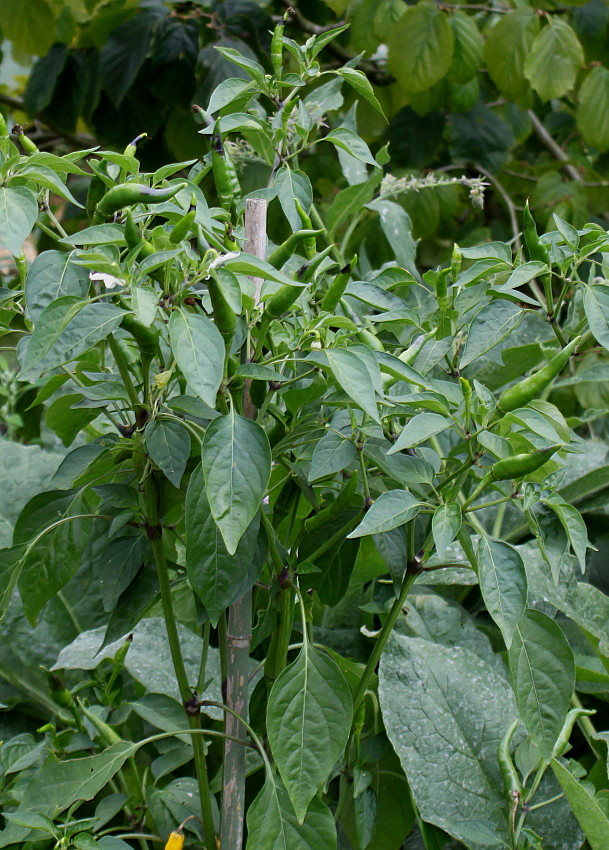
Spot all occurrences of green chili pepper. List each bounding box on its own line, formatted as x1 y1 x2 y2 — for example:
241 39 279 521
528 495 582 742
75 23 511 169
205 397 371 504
305 471 359 532
321 256 355 312
523 199 553 306
490 444 562 481
225 148 241 205
497 719 523 801
124 210 142 252
267 229 323 269
123 132 147 158
450 243 462 282
356 328 385 352
208 274 237 348
224 223 239 252
460 377 472 403
120 313 160 362
264 282 303 320
15 126 38 155
94 182 187 222
294 198 316 260
169 197 196 245
551 708 596 759
271 10 290 78
296 244 336 283
212 120 234 210
48 672 74 710
250 379 268 408
499 335 581 412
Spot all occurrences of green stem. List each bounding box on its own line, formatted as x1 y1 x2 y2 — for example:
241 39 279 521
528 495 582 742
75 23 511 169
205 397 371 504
142 473 216 850
351 561 420 716
108 334 142 413
571 693 601 758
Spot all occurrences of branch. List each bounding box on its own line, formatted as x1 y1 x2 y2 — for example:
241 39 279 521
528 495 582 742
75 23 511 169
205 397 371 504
0 92 97 150
527 109 583 183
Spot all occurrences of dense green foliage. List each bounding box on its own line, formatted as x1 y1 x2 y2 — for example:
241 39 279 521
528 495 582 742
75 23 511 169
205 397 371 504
0 5 609 850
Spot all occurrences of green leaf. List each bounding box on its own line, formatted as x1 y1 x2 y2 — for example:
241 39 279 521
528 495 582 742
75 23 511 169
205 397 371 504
0 0 55 55
308 431 357 482
388 412 451 453
460 300 523 369
379 634 515 846
322 128 379 168
0 442 62 548
207 78 254 114
326 176 380 238
541 495 589 573
20 299 124 382
15 164 83 208
99 8 163 107
0 187 38 257
25 250 90 323
348 490 422 538
431 503 461 556
323 348 381 423
185 466 265 626
246 776 336 850
267 646 352 822
3 813 56 834
274 168 313 231
448 11 484 84
60 225 126 246
485 10 539 101
477 537 527 649
551 759 609 850
145 420 191 488
201 409 271 555
387 2 453 94
577 66 609 151
334 68 386 118
168 310 225 408
366 199 418 278
583 284 609 352
524 19 584 101
509 610 575 760
100 536 148 613
223 253 307 287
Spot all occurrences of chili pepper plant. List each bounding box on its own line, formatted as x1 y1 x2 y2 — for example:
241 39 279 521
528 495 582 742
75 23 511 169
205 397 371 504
0 24 608 850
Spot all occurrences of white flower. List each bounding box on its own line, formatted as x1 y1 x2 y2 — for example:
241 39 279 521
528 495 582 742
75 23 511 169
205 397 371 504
89 272 123 290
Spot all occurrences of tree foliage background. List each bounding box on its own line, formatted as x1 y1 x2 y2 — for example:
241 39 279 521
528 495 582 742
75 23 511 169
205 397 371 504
5 0 609 255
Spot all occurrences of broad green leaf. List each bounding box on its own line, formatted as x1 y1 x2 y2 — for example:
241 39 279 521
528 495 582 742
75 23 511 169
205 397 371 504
15 164 83 208
323 348 381 423
0 0 55 56
551 759 609 850
213 46 266 85
99 7 162 107
223 253 307 287
267 646 352 822
246 776 336 850
577 66 609 151
379 634 515 846
431 503 461 556
335 68 386 118
185 466 265 626
460 300 523 369
169 310 225 408
322 128 379 168
388 412 451 453
0 186 38 257
477 537 527 649
0 546 27 622
20 299 124 382
326 176 380 237
60 225 126 246
274 167 313 231
509 610 575 760
448 11 484 84
132 285 158 327
485 10 539 101
0 742 138 847
308 431 357 481
541 495 589 573
201 409 271 555
25 250 90 322
348 490 422 538
100 536 148 613
386 1 453 94
366 199 418 278
207 77 253 114
524 19 584 101
0 442 62 548
2 813 56 834
145 420 191 488
583 284 609 352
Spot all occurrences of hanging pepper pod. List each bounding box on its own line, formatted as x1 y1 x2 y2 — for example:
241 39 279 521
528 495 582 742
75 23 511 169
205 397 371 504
551 707 596 759
294 198 316 260
523 199 553 307
13 124 38 155
271 8 291 78
497 719 523 802
169 195 197 245
267 229 323 269
295 244 335 283
208 272 237 349
498 336 581 412
93 182 187 223
223 222 240 252
124 210 142 252
490 444 562 481
165 832 185 850
123 132 147 158
212 120 235 211
321 256 355 312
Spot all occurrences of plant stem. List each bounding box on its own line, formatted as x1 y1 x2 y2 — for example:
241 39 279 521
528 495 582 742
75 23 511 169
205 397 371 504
108 334 142 413
142 473 216 850
351 560 420 716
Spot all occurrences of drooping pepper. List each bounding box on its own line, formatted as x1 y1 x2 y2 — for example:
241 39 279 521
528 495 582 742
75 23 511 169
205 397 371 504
498 336 581 412
294 198 316 260
207 273 237 349
94 182 187 223
169 196 197 245
212 120 234 211
490 444 562 481
497 719 522 801
267 229 323 270
321 256 355 312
